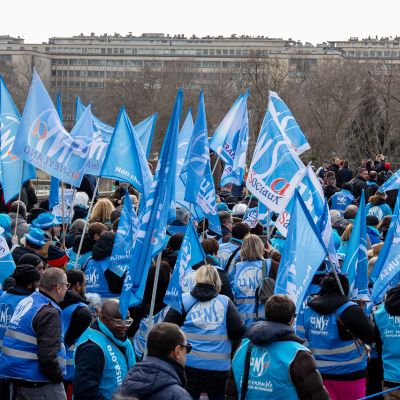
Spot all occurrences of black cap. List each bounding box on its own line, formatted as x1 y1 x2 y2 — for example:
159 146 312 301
12 264 41 286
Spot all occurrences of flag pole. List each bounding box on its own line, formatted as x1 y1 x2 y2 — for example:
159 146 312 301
61 181 66 248
211 155 220 175
13 169 25 238
326 256 345 296
66 187 77 226
144 252 162 357
74 177 101 269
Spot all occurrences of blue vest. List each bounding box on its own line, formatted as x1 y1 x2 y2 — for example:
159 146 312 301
62 301 88 381
374 303 400 383
302 301 367 375
0 292 27 348
85 257 118 301
182 293 231 371
218 241 241 273
75 327 135 399
330 190 354 215
0 291 66 382
232 338 307 399
233 260 271 327
366 203 392 221
66 249 92 271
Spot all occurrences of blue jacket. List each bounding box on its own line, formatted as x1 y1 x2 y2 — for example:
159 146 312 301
121 356 192 400
366 202 392 221
367 226 381 245
330 190 354 215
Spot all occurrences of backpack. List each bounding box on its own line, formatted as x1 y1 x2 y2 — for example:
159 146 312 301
255 260 275 318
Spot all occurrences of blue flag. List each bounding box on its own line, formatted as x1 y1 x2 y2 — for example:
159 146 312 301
341 192 368 300
246 92 305 213
164 219 205 313
109 189 140 277
0 76 36 203
13 71 92 187
56 93 64 125
100 107 152 201
379 169 400 193
243 206 259 228
371 193 400 304
269 91 310 155
134 113 157 158
275 191 327 312
119 90 182 317
0 234 16 291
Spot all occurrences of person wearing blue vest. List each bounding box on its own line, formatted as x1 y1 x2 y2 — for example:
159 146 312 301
233 234 271 326
226 294 329 400
0 267 68 400
366 215 382 245
73 299 136 400
165 265 245 400
59 270 92 397
298 272 376 400
84 231 125 304
167 206 189 236
374 284 400 398
329 183 355 216
366 192 392 222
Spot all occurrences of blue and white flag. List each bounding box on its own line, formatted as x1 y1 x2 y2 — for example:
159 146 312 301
134 113 157 158
246 92 305 213
100 107 152 201
0 76 36 203
371 193 400 304
0 234 16 291
110 189 140 277
119 90 182 317
269 91 310 155
341 192 368 300
164 219 205 313
275 191 327 312
13 71 92 187
379 169 400 193
319 200 340 269
258 202 270 226
243 206 259 228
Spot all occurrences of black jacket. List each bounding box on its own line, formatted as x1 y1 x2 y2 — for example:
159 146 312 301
72 205 89 223
11 245 46 265
225 321 329 400
339 167 353 184
352 176 369 202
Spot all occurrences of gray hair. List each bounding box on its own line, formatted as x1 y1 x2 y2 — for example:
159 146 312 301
39 268 66 291
175 206 189 223
71 219 85 233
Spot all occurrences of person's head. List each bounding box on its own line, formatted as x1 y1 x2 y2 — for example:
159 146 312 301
147 322 189 366
384 162 391 171
326 176 336 186
334 157 341 166
325 171 335 180
66 269 86 296
89 198 115 224
24 228 48 251
70 219 85 235
175 206 189 224
88 222 108 241
369 171 378 182
323 160 330 169
12 264 41 292
320 272 350 296
221 184 232 192
39 267 68 303
10 200 27 219
111 217 120 233
110 208 122 224
167 233 184 252
201 238 219 256
329 210 341 225
99 299 132 340
219 211 233 230
344 205 358 220
265 295 296 326
358 167 368 180
369 191 387 206
341 223 353 242
47 245 69 270
342 182 353 193
241 234 264 261
250 222 264 236
17 253 46 275
73 191 89 209
232 203 248 218
366 215 379 228
231 222 251 240
343 160 349 168
195 265 221 293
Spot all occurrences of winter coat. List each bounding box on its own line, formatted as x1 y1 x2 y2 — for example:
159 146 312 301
72 205 89 223
121 356 192 400
9 212 29 241
352 176 369 202
339 167 353 184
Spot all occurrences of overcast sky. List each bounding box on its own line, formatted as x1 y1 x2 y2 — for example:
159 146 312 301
4 0 400 45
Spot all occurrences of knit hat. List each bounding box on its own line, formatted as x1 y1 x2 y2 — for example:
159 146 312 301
366 215 379 227
17 253 43 268
32 212 60 229
320 272 350 296
25 228 48 246
217 202 230 212
12 264 41 287
47 245 69 268
384 163 391 170
0 214 12 238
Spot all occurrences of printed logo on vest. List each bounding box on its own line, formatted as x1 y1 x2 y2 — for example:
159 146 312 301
182 270 196 294
9 296 33 326
190 298 224 330
388 315 400 328
250 347 270 378
368 206 383 221
86 267 100 288
310 314 329 335
237 267 262 296
0 303 13 329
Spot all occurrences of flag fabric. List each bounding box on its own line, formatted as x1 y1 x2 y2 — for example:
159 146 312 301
269 91 310 155
109 189 140 278
49 176 60 210
258 202 270 226
379 169 400 193
246 92 305 213
371 193 400 304
164 219 205 313
0 233 16 291
100 107 152 201
56 93 64 125
319 200 340 269
0 76 36 203
274 191 327 312
341 192 368 300
243 206 259 228
119 90 182 317
12 71 92 187
134 113 157 158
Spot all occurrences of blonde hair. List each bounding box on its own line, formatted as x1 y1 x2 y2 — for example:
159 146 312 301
89 198 115 224
341 223 353 242
369 192 387 205
241 234 264 261
195 265 221 293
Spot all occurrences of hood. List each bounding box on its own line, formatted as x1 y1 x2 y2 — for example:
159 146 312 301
72 233 94 254
190 283 219 301
307 293 349 315
385 286 400 316
246 321 302 346
92 234 115 260
7 286 33 296
121 356 184 397
58 289 89 309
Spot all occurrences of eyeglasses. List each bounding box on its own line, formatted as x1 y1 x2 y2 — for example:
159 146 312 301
179 342 192 354
101 313 133 327
58 282 71 289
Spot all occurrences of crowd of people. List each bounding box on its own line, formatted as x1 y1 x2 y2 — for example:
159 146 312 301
0 154 397 400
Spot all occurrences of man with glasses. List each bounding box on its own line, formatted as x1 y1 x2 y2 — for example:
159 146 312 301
0 268 68 399
119 322 192 399
73 299 136 400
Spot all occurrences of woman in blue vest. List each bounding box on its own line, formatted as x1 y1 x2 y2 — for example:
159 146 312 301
366 191 392 221
298 273 376 400
164 265 245 400
233 234 271 327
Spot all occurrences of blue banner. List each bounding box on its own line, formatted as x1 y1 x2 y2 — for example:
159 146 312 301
164 219 205 313
0 76 36 203
243 206 259 228
379 169 400 193
0 234 16 291
13 71 92 187
134 113 157 158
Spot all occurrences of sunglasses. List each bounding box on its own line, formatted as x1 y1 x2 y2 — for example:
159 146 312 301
179 342 192 354
58 282 71 289
101 313 133 327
